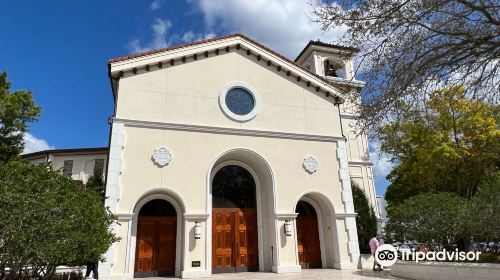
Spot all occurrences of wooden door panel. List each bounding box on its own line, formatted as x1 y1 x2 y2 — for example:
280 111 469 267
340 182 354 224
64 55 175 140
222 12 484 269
135 217 177 276
297 217 322 268
212 209 258 272
237 210 258 270
157 217 176 273
212 210 235 269
135 220 155 272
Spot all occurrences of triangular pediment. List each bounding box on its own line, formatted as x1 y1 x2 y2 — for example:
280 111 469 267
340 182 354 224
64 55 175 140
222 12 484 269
108 34 348 103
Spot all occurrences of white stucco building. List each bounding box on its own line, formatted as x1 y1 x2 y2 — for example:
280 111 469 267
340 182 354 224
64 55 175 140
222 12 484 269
100 34 377 279
22 147 108 184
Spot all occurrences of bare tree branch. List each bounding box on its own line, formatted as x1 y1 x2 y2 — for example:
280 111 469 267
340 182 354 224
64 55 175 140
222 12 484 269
312 0 500 133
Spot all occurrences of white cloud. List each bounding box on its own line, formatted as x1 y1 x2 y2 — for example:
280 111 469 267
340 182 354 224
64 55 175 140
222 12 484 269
127 18 216 53
192 0 346 58
181 30 196 42
175 30 217 43
22 133 54 154
127 18 172 53
150 0 162 10
369 140 394 183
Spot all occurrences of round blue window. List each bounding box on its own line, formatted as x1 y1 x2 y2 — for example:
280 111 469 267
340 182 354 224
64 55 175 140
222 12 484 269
225 87 255 115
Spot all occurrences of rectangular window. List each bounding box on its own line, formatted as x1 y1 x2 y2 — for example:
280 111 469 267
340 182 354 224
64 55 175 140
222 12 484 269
63 160 73 177
94 159 104 175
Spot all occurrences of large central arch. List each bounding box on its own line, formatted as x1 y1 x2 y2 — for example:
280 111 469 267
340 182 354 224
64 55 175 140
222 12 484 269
206 148 277 273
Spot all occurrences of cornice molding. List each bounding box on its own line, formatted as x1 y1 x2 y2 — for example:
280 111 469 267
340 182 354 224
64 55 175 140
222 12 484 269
183 214 210 221
113 118 345 143
348 160 374 166
116 213 134 221
336 213 358 218
275 213 299 219
325 76 365 88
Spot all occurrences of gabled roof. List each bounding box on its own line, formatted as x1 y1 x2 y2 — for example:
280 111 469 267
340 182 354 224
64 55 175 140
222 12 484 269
294 40 359 63
108 33 358 102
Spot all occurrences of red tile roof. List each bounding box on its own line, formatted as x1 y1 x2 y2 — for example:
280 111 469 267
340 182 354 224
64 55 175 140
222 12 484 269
294 40 359 62
109 33 241 63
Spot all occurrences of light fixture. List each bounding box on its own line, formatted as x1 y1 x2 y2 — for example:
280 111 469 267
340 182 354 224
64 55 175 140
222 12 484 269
284 220 292 236
194 221 201 239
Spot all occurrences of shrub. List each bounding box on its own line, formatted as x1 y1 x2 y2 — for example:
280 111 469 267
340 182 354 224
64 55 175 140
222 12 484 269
384 192 468 249
0 161 119 279
352 182 378 254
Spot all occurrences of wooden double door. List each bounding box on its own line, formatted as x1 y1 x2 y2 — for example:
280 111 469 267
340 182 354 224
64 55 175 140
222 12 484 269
296 216 322 268
212 208 259 273
134 217 177 277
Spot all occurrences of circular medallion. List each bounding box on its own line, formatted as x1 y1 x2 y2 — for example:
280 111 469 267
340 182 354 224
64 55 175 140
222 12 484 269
152 147 172 167
303 156 318 173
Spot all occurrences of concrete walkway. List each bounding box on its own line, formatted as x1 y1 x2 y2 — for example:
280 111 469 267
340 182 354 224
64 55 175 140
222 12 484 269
149 269 405 279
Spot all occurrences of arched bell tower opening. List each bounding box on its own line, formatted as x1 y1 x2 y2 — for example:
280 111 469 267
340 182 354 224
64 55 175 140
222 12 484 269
324 59 345 78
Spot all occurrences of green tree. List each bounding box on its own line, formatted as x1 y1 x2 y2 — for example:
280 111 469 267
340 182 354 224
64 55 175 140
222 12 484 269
0 72 41 162
352 182 378 254
381 86 500 204
469 171 500 242
0 161 118 279
86 168 106 204
384 192 469 250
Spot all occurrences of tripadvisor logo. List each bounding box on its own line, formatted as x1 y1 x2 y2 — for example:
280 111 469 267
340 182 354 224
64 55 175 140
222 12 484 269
375 244 482 267
375 244 398 267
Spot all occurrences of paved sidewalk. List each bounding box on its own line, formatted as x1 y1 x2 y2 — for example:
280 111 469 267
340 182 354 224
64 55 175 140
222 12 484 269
149 269 405 279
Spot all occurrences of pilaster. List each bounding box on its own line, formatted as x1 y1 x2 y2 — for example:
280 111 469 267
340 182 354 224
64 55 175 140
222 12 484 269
336 139 360 266
101 121 125 276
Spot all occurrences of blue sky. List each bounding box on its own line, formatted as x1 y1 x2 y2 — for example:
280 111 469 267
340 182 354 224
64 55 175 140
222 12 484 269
1 0 391 194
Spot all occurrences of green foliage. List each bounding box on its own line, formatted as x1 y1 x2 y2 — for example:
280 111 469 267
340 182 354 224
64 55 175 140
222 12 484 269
384 192 469 249
382 86 500 204
85 169 106 204
0 72 41 162
352 182 378 254
0 161 119 279
468 171 500 241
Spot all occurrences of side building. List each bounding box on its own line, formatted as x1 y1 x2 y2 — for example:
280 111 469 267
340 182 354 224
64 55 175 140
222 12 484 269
22 147 108 184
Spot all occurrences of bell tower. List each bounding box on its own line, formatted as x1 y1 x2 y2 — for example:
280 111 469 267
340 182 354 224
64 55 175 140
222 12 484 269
295 40 380 223
294 40 358 81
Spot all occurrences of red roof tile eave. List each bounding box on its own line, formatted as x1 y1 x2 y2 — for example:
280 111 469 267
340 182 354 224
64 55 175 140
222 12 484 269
108 33 242 64
107 33 362 96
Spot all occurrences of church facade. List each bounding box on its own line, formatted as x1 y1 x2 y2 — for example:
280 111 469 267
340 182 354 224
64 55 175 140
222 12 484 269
102 34 377 279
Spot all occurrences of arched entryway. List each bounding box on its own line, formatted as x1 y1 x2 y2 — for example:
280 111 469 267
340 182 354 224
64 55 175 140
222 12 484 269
296 201 322 268
134 199 177 277
293 192 340 269
211 165 259 273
